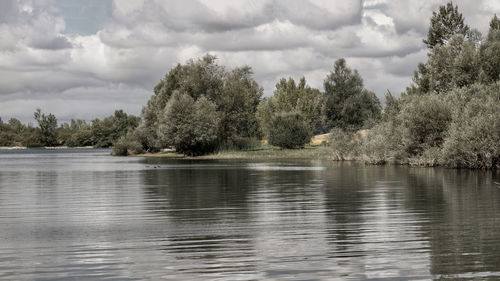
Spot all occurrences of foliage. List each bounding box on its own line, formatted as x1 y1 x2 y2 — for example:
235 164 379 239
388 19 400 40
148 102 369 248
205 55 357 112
90 110 140 148
413 35 480 94
140 55 262 153
358 83 499 168
423 1 470 49
1 109 139 148
399 94 452 155
218 66 262 140
328 128 360 161
440 84 500 168
34 108 58 146
257 77 322 139
157 92 220 156
322 58 381 131
268 112 311 149
112 134 144 156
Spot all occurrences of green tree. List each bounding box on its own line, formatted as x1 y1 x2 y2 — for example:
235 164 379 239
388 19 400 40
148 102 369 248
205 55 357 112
34 108 58 146
256 97 276 138
400 95 452 156
140 54 263 152
412 34 480 94
218 66 262 140
257 77 322 139
268 112 311 149
322 59 381 131
423 1 470 49
158 92 220 156
91 110 140 148
480 15 500 83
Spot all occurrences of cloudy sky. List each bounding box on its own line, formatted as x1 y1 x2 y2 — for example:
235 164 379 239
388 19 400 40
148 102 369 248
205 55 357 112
1 0 500 123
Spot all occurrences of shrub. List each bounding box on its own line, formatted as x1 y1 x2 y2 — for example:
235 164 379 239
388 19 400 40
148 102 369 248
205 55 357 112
360 121 405 164
400 94 452 155
268 112 311 149
440 84 500 168
112 136 144 156
329 128 360 160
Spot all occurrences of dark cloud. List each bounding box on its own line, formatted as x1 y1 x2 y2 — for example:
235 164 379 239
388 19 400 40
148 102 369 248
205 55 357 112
29 35 72 50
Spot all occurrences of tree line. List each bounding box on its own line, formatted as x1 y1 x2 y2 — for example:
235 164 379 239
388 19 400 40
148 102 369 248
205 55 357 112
112 54 381 156
0 109 139 148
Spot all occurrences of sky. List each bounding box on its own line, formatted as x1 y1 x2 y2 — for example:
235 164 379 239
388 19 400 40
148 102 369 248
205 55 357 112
1 0 500 123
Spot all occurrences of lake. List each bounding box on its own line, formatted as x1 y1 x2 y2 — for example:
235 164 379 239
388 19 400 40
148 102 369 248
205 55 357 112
0 149 499 280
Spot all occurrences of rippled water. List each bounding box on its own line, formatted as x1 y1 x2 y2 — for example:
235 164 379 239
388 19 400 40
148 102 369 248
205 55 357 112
0 149 499 280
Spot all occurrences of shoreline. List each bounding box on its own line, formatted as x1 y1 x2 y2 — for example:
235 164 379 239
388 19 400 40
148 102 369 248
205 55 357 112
0 146 97 150
133 145 332 160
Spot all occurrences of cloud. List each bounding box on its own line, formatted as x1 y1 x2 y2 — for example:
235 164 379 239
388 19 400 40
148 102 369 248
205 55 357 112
3 0 500 123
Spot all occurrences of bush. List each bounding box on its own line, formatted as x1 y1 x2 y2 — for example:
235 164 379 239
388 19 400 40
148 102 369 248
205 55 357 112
440 84 500 168
112 136 144 156
360 121 405 164
329 128 360 160
400 94 452 155
268 112 311 149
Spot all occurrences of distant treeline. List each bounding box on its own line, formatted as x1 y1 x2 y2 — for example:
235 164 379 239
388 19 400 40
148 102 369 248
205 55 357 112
0 109 139 148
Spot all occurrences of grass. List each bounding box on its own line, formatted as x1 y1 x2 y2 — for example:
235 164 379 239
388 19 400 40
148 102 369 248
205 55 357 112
136 143 332 160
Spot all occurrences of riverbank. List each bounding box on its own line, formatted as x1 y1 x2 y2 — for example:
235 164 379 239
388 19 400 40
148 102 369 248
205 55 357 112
136 144 332 160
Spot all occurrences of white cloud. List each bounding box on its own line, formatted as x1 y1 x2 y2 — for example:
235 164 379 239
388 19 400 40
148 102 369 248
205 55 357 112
2 0 500 123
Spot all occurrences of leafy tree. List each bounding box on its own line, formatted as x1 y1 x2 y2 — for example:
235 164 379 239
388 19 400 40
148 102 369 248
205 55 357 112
382 91 401 121
256 97 276 139
91 110 140 148
34 108 58 146
140 55 262 152
322 59 381 131
257 77 322 139
67 123 93 147
218 66 262 140
268 112 311 149
8 118 24 134
480 15 500 83
423 1 470 49
412 35 480 94
400 95 452 155
487 14 500 41
158 92 220 156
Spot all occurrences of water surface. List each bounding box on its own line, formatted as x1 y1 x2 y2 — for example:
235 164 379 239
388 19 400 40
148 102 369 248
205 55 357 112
0 149 499 280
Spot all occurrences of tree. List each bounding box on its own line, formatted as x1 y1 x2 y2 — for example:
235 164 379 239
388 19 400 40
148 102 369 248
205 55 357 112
423 1 470 49
257 77 322 139
218 66 262 140
140 55 262 152
157 92 220 156
91 110 140 148
400 95 452 156
322 58 381 131
34 108 58 146
480 15 500 83
412 34 480 94
268 112 311 149
487 14 500 41
274 77 322 133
